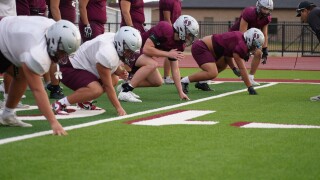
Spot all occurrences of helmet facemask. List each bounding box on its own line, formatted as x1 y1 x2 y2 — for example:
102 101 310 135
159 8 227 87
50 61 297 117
117 40 140 65
46 36 69 64
256 0 273 17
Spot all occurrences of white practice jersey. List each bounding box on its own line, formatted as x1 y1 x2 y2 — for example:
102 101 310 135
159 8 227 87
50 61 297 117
0 0 17 16
0 16 55 75
70 33 121 78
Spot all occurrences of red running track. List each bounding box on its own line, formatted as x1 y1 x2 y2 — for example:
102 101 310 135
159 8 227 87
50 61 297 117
155 56 320 71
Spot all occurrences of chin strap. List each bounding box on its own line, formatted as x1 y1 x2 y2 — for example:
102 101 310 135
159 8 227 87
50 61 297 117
54 64 63 80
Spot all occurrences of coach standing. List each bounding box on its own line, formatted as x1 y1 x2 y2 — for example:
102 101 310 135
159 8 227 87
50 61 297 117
296 1 320 101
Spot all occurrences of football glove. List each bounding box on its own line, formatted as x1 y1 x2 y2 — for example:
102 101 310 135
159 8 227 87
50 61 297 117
84 24 92 38
248 86 257 95
261 47 268 64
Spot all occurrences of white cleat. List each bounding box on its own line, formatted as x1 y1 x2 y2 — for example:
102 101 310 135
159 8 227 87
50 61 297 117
0 114 32 127
118 91 142 103
163 77 174 84
16 101 30 109
310 95 320 101
116 84 140 99
249 75 260 86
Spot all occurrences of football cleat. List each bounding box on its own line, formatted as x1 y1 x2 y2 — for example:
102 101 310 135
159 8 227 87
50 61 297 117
310 95 320 101
164 77 174 84
52 101 68 115
118 91 142 102
77 101 99 110
16 101 30 109
249 75 260 86
116 83 140 99
47 84 65 99
195 82 213 91
181 82 189 94
0 114 32 127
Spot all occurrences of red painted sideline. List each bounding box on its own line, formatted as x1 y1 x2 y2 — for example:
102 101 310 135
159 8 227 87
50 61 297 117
155 56 320 71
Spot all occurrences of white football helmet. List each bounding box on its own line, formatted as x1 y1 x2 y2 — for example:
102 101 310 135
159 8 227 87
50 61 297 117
243 28 265 50
114 26 142 64
173 15 199 46
256 0 274 16
46 20 81 63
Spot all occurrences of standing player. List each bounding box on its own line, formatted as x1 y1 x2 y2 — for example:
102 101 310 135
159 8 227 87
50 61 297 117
180 28 264 95
296 1 320 101
159 0 182 84
52 26 142 116
79 0 107 43
117 15 199 102
225 0 273 87
119 0 146 34
0 16 81 135
45 0 77 99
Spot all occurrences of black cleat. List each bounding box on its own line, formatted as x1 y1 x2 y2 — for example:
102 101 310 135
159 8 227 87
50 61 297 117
47 84 65 99
181 82 189 94
195 82 213 91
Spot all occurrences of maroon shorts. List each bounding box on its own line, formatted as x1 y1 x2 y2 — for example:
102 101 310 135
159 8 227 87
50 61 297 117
79 21 105 43
191 39 217 67
60 61 101 91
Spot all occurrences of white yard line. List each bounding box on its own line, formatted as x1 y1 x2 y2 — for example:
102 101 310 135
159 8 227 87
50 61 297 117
0 83 277 145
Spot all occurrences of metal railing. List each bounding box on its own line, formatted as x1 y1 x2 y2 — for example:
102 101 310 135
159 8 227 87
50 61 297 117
104 21 320 57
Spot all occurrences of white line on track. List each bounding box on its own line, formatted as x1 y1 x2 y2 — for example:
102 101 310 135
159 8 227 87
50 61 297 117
0 83 277 145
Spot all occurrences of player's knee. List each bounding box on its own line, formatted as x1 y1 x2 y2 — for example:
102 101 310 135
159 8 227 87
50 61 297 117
254 49 262 57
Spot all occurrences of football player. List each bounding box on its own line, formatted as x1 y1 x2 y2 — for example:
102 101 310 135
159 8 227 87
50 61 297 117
52 26 142 116
225 0 273 87
159 0 182 85
119 0 146 34
180 28 265 95
117 15 199 102
0 16 81 135
79 0 107 43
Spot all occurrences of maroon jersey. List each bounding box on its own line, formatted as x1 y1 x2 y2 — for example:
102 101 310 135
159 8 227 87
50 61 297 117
143 21 185 52
119 0 145 32
47 0 76 23
29 0 47 16
213 31 249 59
16 0 30 15
86 0 107 24
16 0 47 16
159 0 182 23
229 6 271 31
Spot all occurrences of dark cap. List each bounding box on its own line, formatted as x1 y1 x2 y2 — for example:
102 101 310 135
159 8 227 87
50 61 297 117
296 1 316 17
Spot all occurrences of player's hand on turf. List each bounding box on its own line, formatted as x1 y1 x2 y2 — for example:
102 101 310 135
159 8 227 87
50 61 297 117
168 49 184 61
84 24 92 38
117 107 127 116
261 47 268 64
180 92 190 101
248 86 257 95
51 122 68 136
232 67 241 77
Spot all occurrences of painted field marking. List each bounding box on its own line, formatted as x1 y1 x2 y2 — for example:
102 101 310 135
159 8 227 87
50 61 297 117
11 106 105 121
231 122 320 129
0 83 277 145
127 110 217 126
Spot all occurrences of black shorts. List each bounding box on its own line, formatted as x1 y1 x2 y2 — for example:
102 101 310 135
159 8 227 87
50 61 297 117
0 50 12 73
